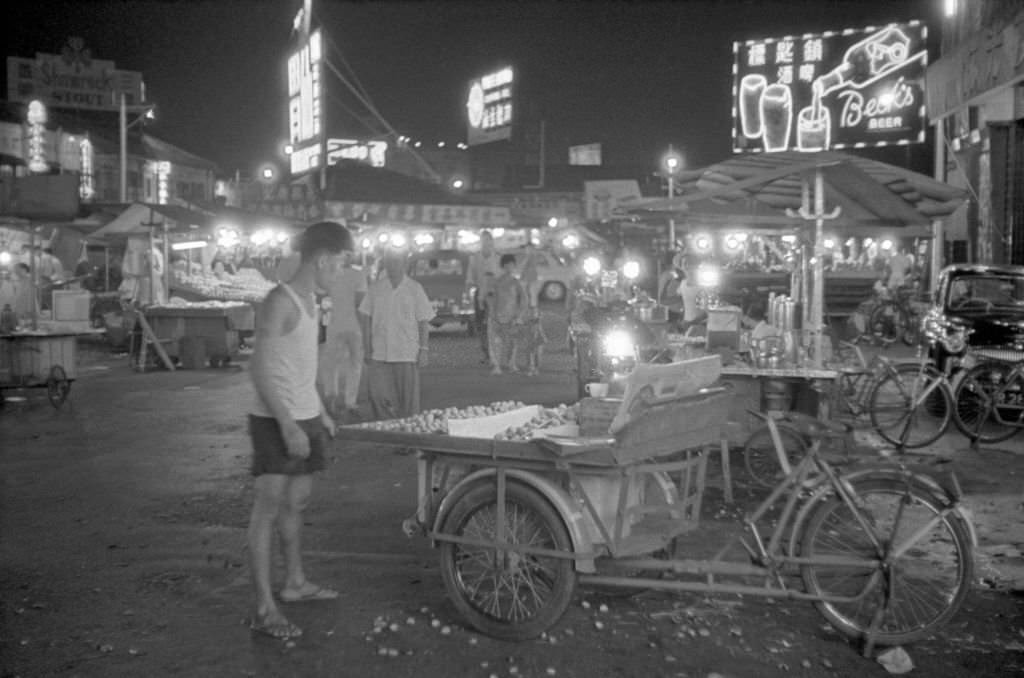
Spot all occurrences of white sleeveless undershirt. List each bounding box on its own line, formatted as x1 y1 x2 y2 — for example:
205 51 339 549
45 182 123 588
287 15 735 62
250 283 321 420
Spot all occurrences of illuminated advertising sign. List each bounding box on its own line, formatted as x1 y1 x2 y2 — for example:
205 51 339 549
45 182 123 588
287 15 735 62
466 66 514 146
326 138 388 167
732 21 927 153
6 37 144 111
288 28 323 175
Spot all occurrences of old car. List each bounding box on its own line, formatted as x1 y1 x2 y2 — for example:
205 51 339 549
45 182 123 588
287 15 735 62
407 249 476 333
924 263 1024 371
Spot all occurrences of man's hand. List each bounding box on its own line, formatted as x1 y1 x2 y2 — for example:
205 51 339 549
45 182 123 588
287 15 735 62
282 420 311 459
321 410 337 437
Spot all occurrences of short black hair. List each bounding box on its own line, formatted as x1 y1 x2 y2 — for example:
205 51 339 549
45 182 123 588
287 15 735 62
298 221 353 262
500 253 516 267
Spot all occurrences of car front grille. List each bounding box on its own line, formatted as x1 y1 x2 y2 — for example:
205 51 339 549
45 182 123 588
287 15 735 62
973 348 1024 363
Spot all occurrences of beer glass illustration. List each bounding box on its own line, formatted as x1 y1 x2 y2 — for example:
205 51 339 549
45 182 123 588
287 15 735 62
759 83 792 152
739 74 767 138
797 105 831 151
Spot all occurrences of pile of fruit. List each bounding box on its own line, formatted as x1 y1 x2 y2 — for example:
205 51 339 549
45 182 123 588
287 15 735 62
354 401 531 434
493 404 578 441
353 401 579 440
172 270 274 303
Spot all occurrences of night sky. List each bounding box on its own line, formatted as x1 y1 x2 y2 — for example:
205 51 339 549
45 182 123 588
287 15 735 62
5 0 940 178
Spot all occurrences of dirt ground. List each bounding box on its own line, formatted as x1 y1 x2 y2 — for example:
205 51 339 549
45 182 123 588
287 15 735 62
1 327 1023 678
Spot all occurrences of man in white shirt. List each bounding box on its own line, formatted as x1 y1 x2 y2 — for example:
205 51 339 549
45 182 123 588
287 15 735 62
464 231 502 364
359 250 435 420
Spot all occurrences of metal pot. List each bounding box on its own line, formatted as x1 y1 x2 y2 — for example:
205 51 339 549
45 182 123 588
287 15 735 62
752 336 785 368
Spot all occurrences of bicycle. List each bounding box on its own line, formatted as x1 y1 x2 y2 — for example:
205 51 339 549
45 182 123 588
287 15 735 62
952 357 1024 444
867 281 929 347
865 337 955 450
742 341 930 487
719 412 973 654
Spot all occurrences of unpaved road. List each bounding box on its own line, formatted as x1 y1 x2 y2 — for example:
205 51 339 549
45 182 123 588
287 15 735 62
2 326 1023 678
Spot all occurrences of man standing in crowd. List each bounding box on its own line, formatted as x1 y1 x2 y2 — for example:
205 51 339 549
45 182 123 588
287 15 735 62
489 253 528 374
465 230 501 364
247 221 353 640
360 249 435 420
318 249 368 421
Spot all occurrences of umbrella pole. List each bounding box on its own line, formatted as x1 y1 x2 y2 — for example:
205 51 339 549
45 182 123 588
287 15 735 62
813 170 825 368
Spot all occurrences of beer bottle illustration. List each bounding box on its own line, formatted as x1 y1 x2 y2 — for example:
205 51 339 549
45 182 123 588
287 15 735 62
813 26 912 96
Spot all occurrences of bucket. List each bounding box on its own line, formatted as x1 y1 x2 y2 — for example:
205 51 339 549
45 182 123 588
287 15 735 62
762 379 793 413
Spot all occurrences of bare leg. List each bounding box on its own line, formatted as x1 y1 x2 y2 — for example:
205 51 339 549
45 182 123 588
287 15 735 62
248 474 300 637
278 474 311 592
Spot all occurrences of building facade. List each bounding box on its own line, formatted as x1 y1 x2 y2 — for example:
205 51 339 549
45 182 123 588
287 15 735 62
927 0 1024 265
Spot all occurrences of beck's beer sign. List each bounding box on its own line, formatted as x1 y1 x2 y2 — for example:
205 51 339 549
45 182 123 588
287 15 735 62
732 22 928 153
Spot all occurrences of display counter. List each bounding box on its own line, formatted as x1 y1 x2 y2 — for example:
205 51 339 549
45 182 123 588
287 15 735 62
141 303 254 368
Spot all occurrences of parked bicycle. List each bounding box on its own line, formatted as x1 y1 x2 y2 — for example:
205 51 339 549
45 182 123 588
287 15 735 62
867 280 929 347
953 356 1024 444
742 339 945 487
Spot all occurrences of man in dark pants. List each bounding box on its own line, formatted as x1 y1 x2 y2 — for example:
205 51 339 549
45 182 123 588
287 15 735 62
465 230 501 363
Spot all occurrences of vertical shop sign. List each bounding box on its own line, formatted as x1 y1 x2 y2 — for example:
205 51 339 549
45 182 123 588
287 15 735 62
733 21 927 153
287 28 323 176
466 66 514 146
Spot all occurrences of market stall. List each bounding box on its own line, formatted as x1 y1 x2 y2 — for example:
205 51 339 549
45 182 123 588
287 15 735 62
131 300 254 370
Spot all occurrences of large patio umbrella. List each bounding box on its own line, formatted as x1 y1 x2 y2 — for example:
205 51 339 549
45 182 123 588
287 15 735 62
622 151 968 366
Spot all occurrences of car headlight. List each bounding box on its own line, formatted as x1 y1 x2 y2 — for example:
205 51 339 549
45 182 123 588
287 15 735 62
942 327 969 354
603 329 636 359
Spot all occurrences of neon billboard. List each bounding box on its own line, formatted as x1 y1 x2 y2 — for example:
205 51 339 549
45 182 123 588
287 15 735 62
287 28 323 175
732 21 927 153
466 66 514 146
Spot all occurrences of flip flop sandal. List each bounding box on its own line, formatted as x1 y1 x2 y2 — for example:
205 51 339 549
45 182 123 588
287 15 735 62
279 585 340 603
250 615 302 640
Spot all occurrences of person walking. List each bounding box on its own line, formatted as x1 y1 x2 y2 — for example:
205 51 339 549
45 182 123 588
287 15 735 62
465 230 501 364
246 221 353 641
359 250 435 420
488 253 528 374
519 241 541 308
318 251 368 420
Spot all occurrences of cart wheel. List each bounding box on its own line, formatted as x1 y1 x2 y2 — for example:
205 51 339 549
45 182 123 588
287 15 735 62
47 365 72 408
742 423 807 488
438 479 576 640
799 477 973 647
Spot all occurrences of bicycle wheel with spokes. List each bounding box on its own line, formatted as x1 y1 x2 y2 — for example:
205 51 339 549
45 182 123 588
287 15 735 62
952 362 1023 444
867 364 952 448
742 423 807 488
799 477 973 646
868 302 905 345
438 480 576 640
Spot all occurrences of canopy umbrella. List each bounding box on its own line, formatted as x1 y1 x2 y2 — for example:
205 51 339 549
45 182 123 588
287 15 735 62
619 151 968 367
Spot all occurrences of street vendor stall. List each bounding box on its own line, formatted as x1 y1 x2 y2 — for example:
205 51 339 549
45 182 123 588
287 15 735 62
130 300 253 370
333 354 975 655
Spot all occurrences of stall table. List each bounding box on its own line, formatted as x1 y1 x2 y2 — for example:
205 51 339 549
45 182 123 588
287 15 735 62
140 304 254 368
718 364 839 443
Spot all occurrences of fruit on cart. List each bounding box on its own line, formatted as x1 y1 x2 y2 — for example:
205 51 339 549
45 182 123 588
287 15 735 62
172 270 274 303
493 404 579 441
354 401 532 434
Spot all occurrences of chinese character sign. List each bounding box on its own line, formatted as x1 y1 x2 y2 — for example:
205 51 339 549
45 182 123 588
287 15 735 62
466 66 514 146
288 29 323 175
732 22 927 153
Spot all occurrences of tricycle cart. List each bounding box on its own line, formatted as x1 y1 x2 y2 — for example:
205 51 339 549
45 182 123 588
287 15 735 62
337 377 975 655
0 332 78 408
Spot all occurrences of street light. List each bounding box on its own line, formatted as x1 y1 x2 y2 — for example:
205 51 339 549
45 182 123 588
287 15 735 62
663 146 683 250
119 93 156 203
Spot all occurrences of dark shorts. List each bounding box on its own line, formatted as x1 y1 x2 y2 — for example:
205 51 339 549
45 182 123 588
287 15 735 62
249 415 328 476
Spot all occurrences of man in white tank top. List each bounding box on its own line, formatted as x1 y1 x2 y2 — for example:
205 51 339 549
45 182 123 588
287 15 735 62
247 221 353 640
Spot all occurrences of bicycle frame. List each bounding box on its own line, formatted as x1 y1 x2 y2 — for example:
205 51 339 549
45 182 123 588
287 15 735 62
579 420 960 604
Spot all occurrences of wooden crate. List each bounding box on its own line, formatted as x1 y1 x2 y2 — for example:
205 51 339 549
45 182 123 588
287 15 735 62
609 387 731 465
578 397 622 436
